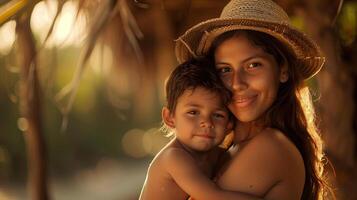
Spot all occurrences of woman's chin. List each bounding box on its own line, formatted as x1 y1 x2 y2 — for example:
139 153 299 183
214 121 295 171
236 116 256 123
229 109 258 122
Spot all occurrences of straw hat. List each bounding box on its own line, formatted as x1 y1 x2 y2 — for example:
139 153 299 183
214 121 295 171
175 0 325 80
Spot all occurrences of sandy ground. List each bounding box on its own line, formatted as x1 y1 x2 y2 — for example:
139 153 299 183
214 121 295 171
0 159 150 200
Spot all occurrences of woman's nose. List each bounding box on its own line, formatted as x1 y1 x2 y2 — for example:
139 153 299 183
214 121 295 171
231 70 248 91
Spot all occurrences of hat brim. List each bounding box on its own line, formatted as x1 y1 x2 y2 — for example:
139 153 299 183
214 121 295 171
175 17 325 80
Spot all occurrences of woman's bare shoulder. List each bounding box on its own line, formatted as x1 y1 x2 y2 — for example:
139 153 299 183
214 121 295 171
249 128 304 166
217 128 305 197
248 128 306 199
236 128 304 173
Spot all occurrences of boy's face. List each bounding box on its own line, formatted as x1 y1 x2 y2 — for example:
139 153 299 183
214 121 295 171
164 87 231 152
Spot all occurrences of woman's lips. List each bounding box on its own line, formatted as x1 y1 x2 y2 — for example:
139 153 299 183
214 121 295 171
232 95 257 108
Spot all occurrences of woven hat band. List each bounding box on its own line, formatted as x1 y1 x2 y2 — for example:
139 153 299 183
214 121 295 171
196 23 294 57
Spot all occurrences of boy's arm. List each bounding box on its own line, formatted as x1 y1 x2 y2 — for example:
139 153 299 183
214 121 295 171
162 148 263 200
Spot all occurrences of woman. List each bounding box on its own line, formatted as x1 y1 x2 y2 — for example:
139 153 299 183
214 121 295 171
175 0 332 199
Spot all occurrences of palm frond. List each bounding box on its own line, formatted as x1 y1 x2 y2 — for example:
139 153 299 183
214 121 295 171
118 0 144 64
55 0 118 132
0 0 28 25
41 0 66 46
331 0 344 26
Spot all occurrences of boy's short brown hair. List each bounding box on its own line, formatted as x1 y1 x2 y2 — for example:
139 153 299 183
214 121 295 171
165 58 232 113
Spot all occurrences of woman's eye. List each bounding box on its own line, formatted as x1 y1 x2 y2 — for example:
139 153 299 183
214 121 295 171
248 62 262 69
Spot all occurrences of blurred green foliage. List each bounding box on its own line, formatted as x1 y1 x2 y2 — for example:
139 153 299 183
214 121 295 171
338 1 357 46
0 43 163 183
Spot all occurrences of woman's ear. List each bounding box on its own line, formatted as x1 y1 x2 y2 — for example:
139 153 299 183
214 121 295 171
162 107 175 128
279 64 289 83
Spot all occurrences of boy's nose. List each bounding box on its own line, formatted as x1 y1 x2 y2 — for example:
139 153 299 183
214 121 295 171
200 117 214 128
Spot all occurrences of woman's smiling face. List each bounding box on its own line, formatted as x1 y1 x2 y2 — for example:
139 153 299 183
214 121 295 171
214 34 286 123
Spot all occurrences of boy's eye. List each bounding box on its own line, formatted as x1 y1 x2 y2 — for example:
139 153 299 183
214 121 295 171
187 111 198 115
213 113 226 119
217 66 232 74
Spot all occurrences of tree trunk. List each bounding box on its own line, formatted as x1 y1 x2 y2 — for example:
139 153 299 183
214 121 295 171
16 13 49 200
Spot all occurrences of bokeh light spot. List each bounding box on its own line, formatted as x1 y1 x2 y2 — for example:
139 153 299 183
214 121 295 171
17 117 28 132
121 129 147 158
142 128 170 156
0 20 16 55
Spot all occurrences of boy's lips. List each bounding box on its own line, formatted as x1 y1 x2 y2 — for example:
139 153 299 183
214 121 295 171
195 133 214 139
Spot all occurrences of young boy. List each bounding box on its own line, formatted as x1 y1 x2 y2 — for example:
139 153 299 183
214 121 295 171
139 59 261 200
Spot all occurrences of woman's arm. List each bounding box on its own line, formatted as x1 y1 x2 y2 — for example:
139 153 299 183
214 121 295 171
162 148 263 200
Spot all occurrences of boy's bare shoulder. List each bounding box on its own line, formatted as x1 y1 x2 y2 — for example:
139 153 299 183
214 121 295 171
140 140 191 200
161 144 194 166
149 139 193 171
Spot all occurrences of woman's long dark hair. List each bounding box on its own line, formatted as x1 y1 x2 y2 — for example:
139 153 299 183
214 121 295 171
208 30 331 200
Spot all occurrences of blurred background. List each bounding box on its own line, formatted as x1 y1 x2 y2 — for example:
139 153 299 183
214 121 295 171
0 0 356 199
